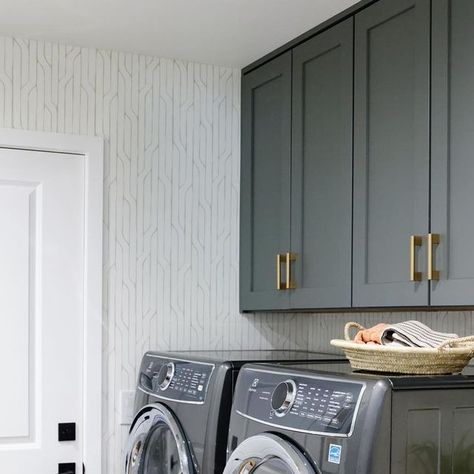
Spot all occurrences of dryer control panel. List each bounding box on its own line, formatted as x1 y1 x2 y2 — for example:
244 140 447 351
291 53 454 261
234 367 365 437
139 355 214 404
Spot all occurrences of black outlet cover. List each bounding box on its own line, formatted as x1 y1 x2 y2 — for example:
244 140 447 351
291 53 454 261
58 463 75 474
58 423 76 442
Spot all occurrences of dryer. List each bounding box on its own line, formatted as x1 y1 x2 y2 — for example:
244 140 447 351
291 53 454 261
224 362 474 474
124 350 347 474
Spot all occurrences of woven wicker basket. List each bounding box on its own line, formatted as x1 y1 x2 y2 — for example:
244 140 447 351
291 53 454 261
330 322 474 375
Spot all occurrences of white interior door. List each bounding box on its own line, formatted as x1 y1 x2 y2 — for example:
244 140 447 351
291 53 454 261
0 147 85 474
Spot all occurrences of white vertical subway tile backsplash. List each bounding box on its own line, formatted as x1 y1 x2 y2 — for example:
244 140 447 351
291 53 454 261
0 35 473 472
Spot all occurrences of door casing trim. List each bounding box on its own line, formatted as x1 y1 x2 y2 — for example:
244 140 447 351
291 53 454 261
0 127 104 473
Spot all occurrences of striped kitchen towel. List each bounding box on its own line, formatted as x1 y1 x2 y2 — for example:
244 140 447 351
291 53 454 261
381 320 458 348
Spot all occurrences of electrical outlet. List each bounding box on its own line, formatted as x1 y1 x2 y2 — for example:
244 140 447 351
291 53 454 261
119 390 136 425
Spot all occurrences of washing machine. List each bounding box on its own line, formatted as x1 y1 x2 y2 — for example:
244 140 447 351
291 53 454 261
124 350 347 474
224 362 474 474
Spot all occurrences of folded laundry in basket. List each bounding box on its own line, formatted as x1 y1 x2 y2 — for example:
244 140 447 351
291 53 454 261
381 320 458 348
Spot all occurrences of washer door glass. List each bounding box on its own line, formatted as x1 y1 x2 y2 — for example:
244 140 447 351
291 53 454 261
125 404 195 474
142 421 183 474
224 433 318 474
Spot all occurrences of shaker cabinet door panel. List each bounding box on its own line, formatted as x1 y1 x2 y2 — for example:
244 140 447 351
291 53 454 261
353 0 431 307
240 53 292 311
290 19 353 309
431 0 474 305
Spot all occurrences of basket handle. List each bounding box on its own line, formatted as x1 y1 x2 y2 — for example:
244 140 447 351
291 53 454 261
344 322 366 341
438 335 474 352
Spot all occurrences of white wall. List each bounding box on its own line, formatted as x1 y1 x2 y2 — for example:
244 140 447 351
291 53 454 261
0 36 241 471
1 35 473 473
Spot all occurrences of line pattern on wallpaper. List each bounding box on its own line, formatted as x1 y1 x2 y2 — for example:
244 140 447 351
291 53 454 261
1 35 473 472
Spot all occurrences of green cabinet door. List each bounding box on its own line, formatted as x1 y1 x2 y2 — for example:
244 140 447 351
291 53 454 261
431 0 474 305
353 0 431 307
240 53 292 311
290 19 353 309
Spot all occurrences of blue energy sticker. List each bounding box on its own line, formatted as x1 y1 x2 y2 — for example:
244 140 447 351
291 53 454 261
328 444 342 464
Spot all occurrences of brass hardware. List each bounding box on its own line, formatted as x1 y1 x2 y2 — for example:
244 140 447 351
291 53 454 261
277 253 296 290
410 235 423 282
277 254 284 290
239 460 256 474
428 233 440 281
285 252 297 289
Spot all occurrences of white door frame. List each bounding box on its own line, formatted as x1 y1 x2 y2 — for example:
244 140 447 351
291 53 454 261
0 128 103 473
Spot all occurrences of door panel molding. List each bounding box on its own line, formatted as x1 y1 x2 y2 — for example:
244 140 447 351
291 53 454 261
352 0 430 307
290 18 353 309
0 128 103 472
431 0 474 305
240 53 292 311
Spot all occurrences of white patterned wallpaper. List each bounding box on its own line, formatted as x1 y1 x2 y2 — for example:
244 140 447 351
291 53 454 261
1 35 473 473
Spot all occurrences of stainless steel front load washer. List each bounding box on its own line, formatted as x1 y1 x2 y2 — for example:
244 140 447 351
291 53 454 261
224 362 474 474
124 350 347 474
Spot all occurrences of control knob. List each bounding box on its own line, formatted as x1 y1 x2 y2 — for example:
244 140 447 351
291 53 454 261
271 380 297 417
154 362 175 391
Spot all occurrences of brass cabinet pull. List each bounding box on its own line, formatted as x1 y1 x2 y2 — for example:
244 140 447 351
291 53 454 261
276 253 296 290
277 254 285 290
410 235 423 282
286 252 297 290
428 233 440 281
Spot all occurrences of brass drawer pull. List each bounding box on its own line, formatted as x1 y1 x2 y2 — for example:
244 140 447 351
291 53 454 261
410 235 423 282
428 233 440 281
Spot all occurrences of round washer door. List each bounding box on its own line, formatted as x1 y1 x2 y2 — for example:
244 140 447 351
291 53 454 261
124 404 196 474
223 433 319 474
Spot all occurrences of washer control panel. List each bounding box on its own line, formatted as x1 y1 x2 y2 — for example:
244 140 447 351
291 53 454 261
139 355 214 403
234 367 364 436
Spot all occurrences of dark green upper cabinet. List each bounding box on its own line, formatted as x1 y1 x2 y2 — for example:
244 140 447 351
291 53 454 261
290 19 353 309
352 0 431 307
241 0 474 312
240 21 353 312
431 0 474 305
240 52 292 311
